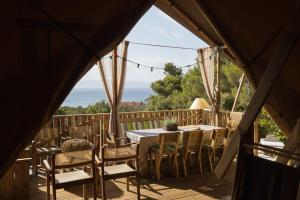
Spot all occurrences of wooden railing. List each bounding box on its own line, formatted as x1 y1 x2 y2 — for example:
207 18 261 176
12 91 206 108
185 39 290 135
44 109 243 135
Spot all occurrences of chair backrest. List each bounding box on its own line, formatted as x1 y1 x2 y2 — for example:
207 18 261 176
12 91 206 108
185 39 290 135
35 127 59 146
100 144 139 163
157 132 180 154
68 125 93 141
201 130 215 146
215 128 228 147
185 130 203 150
53 148 95 170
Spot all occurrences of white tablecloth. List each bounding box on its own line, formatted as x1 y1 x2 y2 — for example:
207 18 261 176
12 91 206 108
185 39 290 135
126 125 224 176
259 138 284 149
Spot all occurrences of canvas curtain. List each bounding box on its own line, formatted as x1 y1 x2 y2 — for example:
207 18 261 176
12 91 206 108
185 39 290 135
98 41 129 134
0 0 154 178
197 48 215 108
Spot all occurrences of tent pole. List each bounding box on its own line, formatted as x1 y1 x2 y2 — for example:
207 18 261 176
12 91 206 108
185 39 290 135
230 73 245 117
214 16 300 181
112 49 119 136
215 49 221 126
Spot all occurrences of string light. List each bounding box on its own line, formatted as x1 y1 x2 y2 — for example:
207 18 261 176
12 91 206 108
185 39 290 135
100 46 222 72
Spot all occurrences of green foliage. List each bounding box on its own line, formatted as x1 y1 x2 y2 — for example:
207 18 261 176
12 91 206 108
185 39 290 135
57 106 87 115
258 109 286 142
162 117 177 126
146 63 207 111
151 63 182 96
181 67 207 101
86 101 110 113
220 58 253 111
57 100 144 115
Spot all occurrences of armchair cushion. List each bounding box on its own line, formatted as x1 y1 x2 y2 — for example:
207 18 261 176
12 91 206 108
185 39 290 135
62 138 93 152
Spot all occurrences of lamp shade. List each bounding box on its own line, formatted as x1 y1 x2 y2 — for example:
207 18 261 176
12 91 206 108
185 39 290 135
190 98 211 110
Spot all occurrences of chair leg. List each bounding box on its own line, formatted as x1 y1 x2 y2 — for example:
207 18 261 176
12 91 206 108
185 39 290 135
208 150 214 173
136 173 141 200
83 184 87 200
101 178 106 200
52 185 56 200
46 174 50 200
149 154 153 177
155 156 162 181
198 150 203 174
93 177 97 200
173 154 179 178
126 177 129 191
168 155 172 170
182 154 187 177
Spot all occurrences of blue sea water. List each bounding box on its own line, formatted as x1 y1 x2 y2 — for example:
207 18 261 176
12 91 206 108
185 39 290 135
62 88 153 107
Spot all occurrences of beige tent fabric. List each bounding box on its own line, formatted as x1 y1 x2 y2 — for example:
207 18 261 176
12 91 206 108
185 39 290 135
0 0 154 178
197 47 216 109
98 41 129 134
155 0 300 135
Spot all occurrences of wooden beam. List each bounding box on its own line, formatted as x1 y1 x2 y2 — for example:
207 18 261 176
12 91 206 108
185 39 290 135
230 73 245 116
215 49 221 126
112 49 119 135
192 0 247 67
161 0 216 46
253 119 259 156
214 16 300 179
16 19 98 32
276 118 300 164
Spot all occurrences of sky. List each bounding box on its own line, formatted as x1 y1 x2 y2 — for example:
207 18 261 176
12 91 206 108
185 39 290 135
75 6 207 89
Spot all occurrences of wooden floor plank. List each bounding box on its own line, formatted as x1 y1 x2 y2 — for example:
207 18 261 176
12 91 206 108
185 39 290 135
29 163 235 199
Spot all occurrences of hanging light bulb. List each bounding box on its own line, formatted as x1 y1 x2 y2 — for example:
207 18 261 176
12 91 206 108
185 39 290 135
137 64 140 68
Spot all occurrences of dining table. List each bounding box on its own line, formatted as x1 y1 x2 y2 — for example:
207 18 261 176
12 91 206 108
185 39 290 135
126 124 225 177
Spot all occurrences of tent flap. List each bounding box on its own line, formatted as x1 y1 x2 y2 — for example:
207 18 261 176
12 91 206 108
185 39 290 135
0 0 154 177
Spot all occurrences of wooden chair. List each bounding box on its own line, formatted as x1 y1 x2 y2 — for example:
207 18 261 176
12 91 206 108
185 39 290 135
102 129 130 148
214 128 229 155
200 130 215 172
149 132 180 181
43 148 97 200
200 128 228 172
67 124 94 142
97 144 140 200
180 130 203 176
32 127 62 175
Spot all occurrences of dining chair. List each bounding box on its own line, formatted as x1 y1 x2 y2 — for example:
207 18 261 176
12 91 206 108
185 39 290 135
43 148 97 200
102 129 131 148
213 128 229 159
199 130 215 172
32 127 62 175
180 130 203 176
97 143 140 200
67 124 94 142
149 132 180 181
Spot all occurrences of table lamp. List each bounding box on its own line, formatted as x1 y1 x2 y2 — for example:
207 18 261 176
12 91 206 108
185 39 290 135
190 98 211 110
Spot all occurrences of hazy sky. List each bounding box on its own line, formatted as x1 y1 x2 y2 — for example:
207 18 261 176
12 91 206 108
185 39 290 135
75 6 207 89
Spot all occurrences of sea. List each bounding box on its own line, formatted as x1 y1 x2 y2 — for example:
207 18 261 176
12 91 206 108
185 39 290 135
62 88 153 107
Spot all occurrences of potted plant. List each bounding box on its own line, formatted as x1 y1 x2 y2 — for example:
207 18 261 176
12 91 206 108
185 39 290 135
162 117 178 131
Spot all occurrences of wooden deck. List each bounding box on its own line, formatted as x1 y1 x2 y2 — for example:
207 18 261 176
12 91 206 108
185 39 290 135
30 163 235 200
